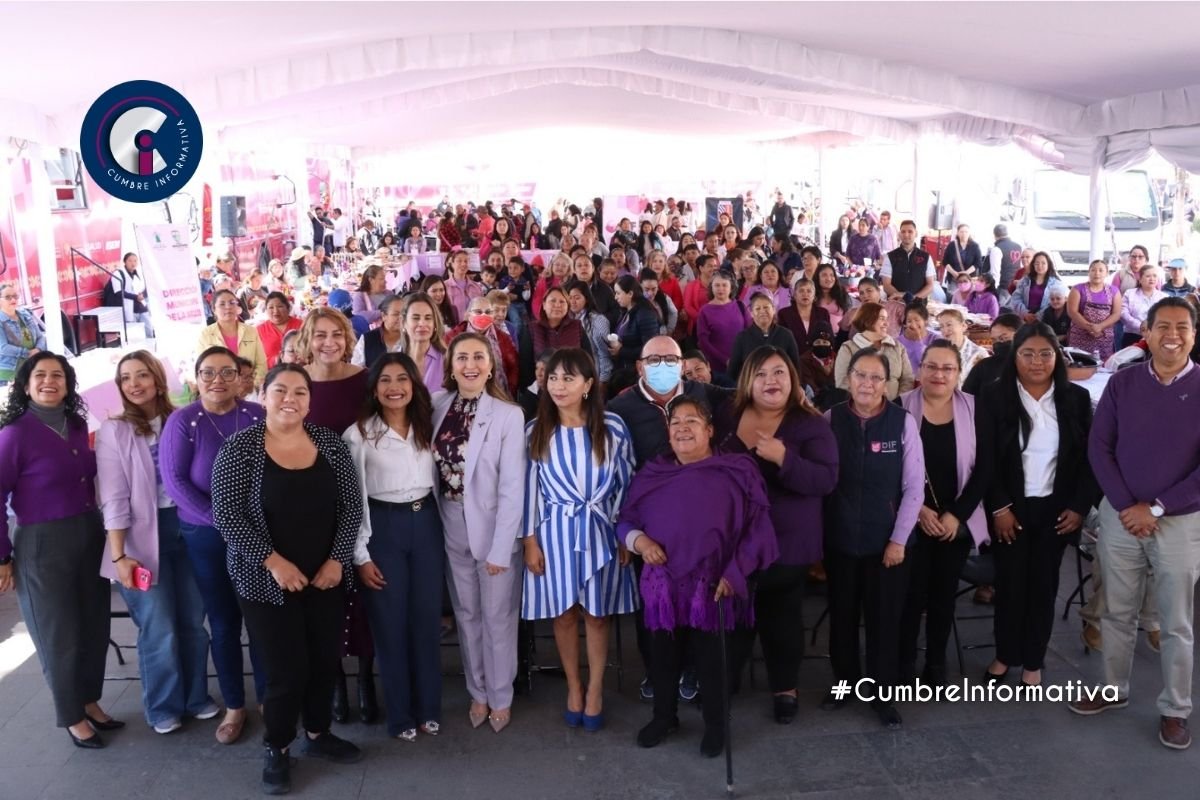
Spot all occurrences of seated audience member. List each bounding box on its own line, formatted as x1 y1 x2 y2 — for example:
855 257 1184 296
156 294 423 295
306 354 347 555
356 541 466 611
1040 284 1072 345
682 349 736 389
961 313 1022 395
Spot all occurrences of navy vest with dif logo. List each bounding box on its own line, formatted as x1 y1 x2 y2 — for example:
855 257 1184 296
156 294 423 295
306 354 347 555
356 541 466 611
827 401 907 557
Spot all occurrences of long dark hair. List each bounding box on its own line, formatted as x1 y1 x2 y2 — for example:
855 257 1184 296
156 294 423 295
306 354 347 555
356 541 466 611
1028 251 1059 285
997 322 1075 451
529 348 607 465
814 263 850 312
0 352 87 428
731 345 817 418
616 274 652 313
356 352 433 450
112 350 176 437
418 274 458 327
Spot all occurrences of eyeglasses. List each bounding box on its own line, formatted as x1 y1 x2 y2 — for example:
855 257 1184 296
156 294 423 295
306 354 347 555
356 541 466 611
198 367 239 383
0 294 18 301
1016 349 1056 362
642 355 682 367
850 369 886 385
921 363 959 374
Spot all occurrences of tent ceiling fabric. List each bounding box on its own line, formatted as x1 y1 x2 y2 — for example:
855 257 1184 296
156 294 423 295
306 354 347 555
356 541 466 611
3 1 1200 170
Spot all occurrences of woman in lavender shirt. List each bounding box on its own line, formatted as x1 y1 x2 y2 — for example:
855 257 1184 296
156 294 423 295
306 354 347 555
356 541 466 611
161 346 266 744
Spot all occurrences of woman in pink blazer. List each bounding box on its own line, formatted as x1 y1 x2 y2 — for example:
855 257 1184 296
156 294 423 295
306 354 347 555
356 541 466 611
96 351 216 734
432 332 527 733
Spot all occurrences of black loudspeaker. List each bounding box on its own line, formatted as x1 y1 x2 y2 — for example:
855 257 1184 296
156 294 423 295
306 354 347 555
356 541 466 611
928 191 953 230
220 196 247 237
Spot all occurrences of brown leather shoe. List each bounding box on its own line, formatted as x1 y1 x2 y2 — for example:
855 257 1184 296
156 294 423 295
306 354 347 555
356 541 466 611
1081 624 1102 652
973 585 994 605
1160 716 1191 750
1147 630 1161 653
1067 694 1128 716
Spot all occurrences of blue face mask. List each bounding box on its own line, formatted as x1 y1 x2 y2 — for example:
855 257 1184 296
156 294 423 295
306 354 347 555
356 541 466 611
644 362 682 394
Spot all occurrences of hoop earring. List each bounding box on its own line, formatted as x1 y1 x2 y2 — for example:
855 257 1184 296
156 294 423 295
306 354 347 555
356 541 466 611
583 392 589 400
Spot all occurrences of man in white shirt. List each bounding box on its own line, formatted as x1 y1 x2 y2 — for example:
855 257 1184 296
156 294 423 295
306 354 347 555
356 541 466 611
330 208 351 251
875 211 897 254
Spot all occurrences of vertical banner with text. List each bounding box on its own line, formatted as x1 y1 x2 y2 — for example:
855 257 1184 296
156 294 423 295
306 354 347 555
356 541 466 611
134 224 205 385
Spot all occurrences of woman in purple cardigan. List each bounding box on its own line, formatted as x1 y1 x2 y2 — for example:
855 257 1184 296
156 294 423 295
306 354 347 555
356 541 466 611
716 347 838 725
898 341 989 687
619 396 778 759
0 353 119 747
97 351 216 734
161 346 266 744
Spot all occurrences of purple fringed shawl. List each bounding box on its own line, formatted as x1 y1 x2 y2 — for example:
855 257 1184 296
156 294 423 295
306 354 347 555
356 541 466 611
617 452 779 632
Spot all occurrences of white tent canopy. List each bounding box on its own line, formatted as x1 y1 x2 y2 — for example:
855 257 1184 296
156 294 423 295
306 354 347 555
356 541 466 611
4 1 1200 172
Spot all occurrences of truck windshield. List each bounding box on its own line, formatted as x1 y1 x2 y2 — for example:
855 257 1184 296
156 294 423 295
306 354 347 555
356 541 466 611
1033 170 1157 227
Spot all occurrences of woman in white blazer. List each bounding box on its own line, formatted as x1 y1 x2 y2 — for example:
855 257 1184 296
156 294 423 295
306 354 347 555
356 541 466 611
432 331 527 733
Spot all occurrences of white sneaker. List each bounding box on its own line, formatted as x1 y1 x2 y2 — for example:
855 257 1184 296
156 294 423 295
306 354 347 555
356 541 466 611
192 701 222 720
154 718 183 735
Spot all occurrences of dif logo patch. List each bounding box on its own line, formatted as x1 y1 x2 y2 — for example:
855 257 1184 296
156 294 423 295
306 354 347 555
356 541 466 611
80 80 203 203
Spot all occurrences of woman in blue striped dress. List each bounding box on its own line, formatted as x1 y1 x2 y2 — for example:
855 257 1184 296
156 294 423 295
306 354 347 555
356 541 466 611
522 348 638 732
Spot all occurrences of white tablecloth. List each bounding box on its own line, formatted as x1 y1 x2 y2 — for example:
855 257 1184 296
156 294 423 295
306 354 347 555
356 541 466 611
1073 370 1112 409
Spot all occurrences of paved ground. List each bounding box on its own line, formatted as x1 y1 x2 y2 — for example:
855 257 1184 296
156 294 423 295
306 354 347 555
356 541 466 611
1 557 1196 800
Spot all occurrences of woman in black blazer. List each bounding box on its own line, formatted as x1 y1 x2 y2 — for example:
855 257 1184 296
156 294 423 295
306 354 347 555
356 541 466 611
975 322 1099 688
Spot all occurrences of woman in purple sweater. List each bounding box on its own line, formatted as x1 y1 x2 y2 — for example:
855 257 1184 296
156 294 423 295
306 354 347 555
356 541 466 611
697 272 752 378
716 347 838 725
161 346 266 744
0 353 120 748
619 396 778 759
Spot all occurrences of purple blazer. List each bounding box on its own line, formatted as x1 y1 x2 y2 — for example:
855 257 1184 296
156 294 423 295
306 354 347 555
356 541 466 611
95 418 164 583
432 390 527 566
899 388 988 546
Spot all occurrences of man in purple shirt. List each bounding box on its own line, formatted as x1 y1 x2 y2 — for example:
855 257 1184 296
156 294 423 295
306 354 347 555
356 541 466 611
1073 297 1200 750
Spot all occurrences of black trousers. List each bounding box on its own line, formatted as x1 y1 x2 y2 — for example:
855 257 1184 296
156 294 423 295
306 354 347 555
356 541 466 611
899 532 973 671
732 563 808 693
649 628 724 729
240 586 344 749
992 497 1069 670
826 548 910 689
13 511 110 727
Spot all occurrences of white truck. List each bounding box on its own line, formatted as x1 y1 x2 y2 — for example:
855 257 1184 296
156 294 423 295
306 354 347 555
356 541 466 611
1021 168 1162 277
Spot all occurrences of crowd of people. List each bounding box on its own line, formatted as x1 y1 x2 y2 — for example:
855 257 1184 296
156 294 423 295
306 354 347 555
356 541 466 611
2 194 1199 796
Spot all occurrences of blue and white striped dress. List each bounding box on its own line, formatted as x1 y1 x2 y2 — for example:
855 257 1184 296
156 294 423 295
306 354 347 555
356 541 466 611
521 412 640 620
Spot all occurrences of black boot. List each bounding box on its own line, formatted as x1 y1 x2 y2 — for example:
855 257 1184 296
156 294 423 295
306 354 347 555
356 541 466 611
332 665 349 724
357 656 378 724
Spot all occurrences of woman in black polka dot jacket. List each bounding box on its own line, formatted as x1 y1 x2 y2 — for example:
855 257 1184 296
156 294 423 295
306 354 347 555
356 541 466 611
211 363 364 794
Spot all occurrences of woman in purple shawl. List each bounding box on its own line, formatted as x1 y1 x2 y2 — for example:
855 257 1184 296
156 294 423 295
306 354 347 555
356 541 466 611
618 396 778 759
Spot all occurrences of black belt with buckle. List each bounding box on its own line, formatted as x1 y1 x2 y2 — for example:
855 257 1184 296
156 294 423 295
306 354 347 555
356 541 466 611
368 494 433 513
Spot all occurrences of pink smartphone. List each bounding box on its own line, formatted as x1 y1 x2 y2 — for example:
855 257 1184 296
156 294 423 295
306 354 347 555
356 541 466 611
133 566 152 592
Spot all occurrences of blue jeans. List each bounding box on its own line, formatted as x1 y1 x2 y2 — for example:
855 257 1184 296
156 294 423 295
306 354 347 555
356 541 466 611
119 508 214 726
364 500 444 734
179 521 266 709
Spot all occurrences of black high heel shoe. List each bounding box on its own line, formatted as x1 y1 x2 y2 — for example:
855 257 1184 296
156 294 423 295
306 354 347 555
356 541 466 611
69 728 105 749
357 666 378 724
84 713 125 731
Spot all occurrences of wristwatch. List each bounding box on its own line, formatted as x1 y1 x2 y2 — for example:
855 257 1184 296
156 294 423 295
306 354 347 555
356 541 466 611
1149 502 1165 518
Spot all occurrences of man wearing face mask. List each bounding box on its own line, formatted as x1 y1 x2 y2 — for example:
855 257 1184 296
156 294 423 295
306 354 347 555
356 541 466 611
608 336 733 470
961 313 1021 395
